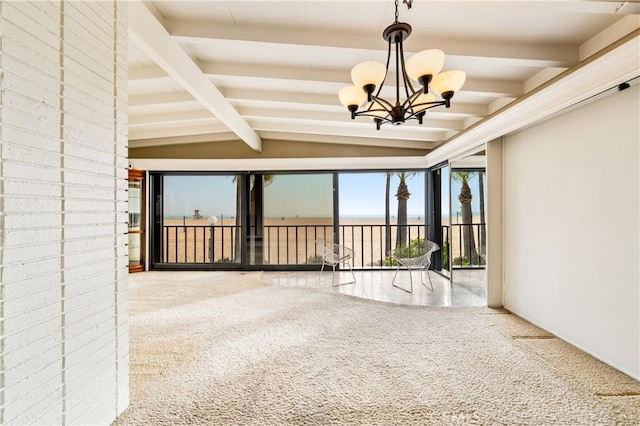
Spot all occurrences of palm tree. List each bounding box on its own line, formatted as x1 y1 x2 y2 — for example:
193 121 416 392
395 172 416 248
452 171 478 263
478 171 486 255
232 174 274 262
384 172 392 256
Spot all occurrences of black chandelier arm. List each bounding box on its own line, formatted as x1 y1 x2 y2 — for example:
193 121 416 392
403 100 447 121
355 99 392 119
354 110 391 121
398 39 417 100
401 88 423 110
394 39 401 105
370 95 395 111
373 39 393 100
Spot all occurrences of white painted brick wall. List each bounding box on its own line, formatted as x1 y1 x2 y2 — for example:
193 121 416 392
0 1 129 425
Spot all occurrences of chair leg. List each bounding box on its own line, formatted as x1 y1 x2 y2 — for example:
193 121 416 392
347 259 357 284
332 260 356 287
319 262 332 282
392 265 412 293
420 269 434 292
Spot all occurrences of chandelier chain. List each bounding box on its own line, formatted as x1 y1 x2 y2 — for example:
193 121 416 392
394 0 413 23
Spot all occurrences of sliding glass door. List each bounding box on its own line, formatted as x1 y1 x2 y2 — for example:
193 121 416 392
338 171 426 268
153 174 241 265
149 169 438 271
256 173 334 266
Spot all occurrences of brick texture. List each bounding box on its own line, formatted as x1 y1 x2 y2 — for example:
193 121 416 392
0 1 129 425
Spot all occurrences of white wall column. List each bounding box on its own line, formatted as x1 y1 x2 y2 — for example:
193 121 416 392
486 138 504 308
0 2 129 424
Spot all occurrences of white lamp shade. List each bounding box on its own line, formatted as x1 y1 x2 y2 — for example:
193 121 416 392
338 85 367 107
412 93 436 112
430 70 467 95
351 61 386 89
405 49 445 82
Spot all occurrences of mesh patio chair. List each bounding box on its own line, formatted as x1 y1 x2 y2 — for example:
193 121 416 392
315 240 357 286
391 240 440 293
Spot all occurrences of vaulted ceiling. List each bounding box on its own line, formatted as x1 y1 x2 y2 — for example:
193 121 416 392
127 1 640 165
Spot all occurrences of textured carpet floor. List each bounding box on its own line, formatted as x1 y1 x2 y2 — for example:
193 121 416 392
113 271 640 425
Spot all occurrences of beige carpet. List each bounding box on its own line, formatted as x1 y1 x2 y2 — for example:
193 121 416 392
113 271 640 425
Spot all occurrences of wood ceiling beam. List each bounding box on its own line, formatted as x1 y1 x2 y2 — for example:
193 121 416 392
202 62 524 98
128 2 262 151
129 110 216 127
426 31 640 167
249 120 447 143
224 88 488 117
167 19 577 68
129 133 238 148
128 91 195 107
129 62 524 99
237 107 464 132
128 122 231 141
258 132 437 151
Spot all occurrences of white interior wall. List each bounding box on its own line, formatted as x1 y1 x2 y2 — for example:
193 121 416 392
502 83 639 379
0 2 129 424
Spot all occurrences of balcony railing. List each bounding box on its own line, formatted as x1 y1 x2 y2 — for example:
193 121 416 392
163 225 239 263
159 223 486 269
449 223 486 267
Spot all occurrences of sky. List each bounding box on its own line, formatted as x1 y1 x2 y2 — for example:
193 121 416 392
338 172 425 218
162 171 484 219
163 175 237 218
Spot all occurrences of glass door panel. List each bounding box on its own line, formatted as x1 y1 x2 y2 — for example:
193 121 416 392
439 166 450 276
161 174 241 264
338 171 426 268
257 173 333 266
450 167 486 268
450 149 488 303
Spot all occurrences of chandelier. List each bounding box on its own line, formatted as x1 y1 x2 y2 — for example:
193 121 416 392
338 0 466 129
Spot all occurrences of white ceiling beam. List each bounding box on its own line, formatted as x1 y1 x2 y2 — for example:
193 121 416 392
128 106 464 132
128 1 262 152
129 130 435 151
128 91 195 107
129 132 238 148
168 19 577 68
128 65 168 81
129 122 231 141
488 98 516 115
249 120 446 143
201 62 523 98
129 110 215 126
258 131 436 151
426 31 640 167
580 15 640 60
237 107 464 132
224 88 487 117
524 67 568 93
